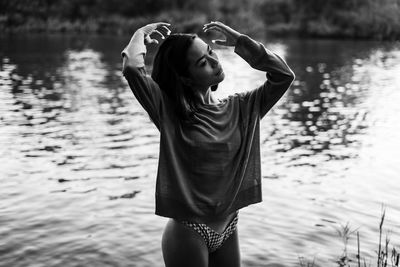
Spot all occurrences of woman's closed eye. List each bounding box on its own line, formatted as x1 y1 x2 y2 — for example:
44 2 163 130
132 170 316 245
197 47 216 67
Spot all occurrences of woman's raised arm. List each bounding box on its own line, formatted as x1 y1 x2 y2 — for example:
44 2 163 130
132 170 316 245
121 22 171 129
204 21 295 119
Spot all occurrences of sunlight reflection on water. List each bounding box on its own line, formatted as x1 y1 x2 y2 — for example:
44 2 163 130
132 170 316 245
1 34 400 267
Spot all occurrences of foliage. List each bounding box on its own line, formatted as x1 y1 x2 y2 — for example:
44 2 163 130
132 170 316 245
299 209 400 267
1 0 400 39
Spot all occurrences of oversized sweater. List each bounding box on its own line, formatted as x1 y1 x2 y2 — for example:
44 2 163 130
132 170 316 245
122 30 295 222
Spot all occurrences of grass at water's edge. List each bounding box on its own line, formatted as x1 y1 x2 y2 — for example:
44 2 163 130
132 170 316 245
299 209 400 267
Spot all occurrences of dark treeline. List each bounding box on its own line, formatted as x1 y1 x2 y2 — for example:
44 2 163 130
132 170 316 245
1 0 400 40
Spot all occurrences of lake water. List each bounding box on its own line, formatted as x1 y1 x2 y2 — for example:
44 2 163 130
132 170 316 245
1 33 400 267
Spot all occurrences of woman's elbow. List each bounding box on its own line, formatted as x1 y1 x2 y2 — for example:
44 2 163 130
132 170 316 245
122 63 142 78
288 68 295 83
122 56 131 76
282 69 295 88
122 63 133 77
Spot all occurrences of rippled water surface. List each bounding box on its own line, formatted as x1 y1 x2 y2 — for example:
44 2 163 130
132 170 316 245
1 34 400 267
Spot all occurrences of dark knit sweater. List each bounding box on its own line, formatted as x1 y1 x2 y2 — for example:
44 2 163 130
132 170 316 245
122 30 295 222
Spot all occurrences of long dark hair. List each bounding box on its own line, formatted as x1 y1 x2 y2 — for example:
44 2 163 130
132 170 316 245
152 33 216 123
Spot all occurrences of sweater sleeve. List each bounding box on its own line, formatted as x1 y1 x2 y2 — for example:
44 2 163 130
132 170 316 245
121 30 162 129
234 35 295 118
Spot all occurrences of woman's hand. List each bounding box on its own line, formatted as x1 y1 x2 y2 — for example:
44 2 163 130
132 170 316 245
139 22 171 45
203 21 241 47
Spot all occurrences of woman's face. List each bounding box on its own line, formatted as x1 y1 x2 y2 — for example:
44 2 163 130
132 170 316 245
186 37 225 90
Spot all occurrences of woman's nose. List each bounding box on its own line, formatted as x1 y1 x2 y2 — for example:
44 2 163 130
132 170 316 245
208 55 219 67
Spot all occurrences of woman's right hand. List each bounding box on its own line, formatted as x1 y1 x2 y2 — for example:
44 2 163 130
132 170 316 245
139 22 171 45
203 21 241 47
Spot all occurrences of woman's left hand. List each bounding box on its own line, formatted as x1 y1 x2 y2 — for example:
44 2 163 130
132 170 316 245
139 22 171 45
203 21 241 47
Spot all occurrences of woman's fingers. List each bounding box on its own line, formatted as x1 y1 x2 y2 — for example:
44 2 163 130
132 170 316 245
160 26 171 35
156 22 171 27
150 22 171 30
154 23 171 33
152 30 165 39
142 22 171 45
203 21 229 32
203 22 225 31
141 22 170 34
203 24 237 46
203 22 235 39
144 35 159 45
212 39 227 46
203 21 240 46
203 21 225 28
204 25 226 35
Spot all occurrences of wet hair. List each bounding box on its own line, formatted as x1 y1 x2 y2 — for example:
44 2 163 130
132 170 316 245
152 33 217 123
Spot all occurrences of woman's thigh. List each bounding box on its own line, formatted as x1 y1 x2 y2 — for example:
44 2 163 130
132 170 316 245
209 229 241 267
162 219 209 267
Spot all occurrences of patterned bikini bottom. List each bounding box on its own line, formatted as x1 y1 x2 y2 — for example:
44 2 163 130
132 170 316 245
180 213 239 253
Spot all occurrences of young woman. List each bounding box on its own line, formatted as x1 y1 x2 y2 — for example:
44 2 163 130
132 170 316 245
122 21 295 267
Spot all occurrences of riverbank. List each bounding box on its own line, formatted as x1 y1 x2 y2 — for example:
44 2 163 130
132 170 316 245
1 7 399 40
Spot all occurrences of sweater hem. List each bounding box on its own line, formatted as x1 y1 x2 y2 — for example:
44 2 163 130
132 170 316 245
155 184 262 222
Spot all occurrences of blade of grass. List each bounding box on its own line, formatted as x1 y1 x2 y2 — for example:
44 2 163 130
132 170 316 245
358 231 361 267
378 207 386 267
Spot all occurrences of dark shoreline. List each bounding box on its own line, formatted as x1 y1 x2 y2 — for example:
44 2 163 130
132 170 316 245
1 15 399 41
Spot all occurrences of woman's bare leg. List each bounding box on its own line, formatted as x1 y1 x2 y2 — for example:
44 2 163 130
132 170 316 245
209 229 241 267
162 219 209 267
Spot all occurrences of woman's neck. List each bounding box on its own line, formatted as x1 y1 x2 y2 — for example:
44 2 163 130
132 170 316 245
195 87 219 105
